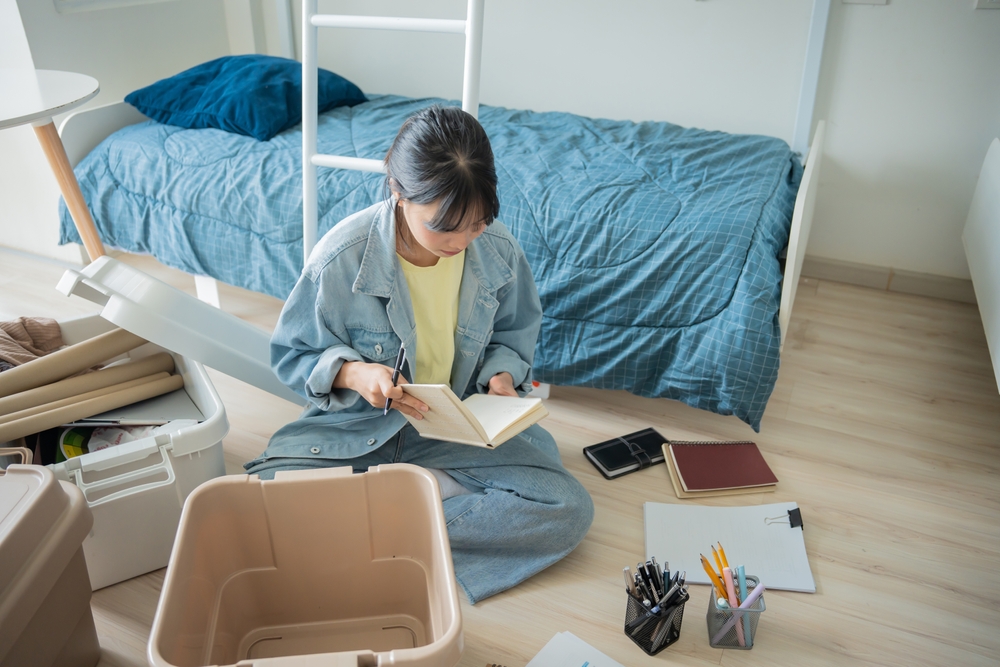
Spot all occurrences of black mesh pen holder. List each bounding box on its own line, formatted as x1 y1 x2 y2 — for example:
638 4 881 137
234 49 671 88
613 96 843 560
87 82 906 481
623 591 688 656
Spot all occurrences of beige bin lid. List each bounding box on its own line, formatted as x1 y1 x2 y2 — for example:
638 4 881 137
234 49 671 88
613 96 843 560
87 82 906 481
0 465 93 661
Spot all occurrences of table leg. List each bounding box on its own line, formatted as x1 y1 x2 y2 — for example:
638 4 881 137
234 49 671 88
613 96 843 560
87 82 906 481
32 120 105 262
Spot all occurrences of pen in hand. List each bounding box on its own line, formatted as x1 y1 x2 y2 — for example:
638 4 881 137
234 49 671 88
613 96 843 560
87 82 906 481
384 347 406 415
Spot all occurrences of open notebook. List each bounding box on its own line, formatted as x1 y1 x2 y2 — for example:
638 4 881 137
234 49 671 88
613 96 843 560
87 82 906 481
400 384 548 448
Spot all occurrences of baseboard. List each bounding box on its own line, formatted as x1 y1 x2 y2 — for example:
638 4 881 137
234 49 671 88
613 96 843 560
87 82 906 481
801 256 977 304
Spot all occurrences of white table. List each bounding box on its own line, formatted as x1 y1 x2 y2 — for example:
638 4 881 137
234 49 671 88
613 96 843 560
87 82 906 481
0 69 105 261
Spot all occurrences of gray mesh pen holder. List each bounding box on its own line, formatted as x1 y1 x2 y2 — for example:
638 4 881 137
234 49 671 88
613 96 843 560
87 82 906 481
706 576 765 649
624 591 688 655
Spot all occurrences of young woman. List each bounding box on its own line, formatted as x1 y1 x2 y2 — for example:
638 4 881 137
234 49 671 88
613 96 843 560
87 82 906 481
245 105 593 603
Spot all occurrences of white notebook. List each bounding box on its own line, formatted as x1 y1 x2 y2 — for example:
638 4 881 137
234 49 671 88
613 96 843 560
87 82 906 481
400 384 547 447
644 501 815 593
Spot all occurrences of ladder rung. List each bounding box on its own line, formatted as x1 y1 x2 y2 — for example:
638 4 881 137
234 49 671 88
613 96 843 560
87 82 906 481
311 15 466 34
311 154 386 174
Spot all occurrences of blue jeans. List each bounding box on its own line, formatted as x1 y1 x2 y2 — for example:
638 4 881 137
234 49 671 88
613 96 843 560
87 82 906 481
244 424 594 604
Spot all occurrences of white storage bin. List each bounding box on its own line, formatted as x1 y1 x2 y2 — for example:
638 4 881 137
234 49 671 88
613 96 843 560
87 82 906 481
47 314 228 590
49 255 303 590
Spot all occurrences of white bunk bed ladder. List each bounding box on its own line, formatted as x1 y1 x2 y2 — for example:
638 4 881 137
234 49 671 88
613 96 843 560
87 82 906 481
301 0 485 264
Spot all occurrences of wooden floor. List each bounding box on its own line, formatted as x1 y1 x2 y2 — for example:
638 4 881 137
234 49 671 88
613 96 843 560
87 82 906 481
2 249 998 667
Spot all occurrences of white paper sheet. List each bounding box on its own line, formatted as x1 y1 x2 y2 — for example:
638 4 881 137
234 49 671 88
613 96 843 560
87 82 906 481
644 501 816 593
525 632 625 667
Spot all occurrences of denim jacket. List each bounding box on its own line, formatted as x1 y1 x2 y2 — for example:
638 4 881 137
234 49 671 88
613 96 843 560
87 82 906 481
257 200 543 461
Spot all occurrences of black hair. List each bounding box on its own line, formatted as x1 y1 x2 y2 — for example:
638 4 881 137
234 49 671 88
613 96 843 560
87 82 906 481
384 105 500 234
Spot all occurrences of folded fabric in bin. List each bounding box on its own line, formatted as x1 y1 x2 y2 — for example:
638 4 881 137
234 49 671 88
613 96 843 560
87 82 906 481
0 316 63 368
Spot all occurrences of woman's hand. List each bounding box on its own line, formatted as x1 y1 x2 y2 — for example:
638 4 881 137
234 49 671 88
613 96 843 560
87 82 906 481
487 372 518 397
334 361 428 419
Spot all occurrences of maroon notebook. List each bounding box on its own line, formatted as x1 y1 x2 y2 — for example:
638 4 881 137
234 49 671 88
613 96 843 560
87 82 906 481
667 441 778 492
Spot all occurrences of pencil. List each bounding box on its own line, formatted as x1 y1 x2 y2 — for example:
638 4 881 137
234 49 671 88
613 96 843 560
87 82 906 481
700 554 728 600
711 545 724 575
717 541 730 570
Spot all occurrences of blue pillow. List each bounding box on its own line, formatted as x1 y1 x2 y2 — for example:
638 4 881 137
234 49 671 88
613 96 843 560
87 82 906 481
125 55 366 141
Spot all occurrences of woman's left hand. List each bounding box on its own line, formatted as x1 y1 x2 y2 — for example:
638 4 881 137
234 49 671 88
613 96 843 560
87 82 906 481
487 372 518 397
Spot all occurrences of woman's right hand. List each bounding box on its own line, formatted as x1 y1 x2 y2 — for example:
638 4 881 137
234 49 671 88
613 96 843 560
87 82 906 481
334 361 429 419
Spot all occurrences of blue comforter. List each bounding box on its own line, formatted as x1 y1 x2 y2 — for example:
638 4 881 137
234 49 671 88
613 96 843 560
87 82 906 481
61 95 801 429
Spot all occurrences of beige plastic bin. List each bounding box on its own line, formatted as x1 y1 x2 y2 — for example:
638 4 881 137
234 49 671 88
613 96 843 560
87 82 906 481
149 464 463 667
0 465 100 667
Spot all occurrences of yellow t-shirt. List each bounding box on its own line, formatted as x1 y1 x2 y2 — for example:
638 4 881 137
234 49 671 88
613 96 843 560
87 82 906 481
397 251 465 385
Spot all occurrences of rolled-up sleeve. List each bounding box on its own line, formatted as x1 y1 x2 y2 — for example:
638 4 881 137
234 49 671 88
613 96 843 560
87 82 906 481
475 243 542 395
270 274 364 412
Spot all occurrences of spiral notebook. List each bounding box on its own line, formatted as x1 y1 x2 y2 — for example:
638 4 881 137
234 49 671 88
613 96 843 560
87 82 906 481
663 440 778 499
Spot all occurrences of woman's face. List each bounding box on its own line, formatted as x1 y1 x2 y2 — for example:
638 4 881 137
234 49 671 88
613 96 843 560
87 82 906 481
395 195 486 266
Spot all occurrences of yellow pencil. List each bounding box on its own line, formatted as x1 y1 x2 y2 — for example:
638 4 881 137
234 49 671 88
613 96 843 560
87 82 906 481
701 554 728 599
717 541 730 570
711 545 724 575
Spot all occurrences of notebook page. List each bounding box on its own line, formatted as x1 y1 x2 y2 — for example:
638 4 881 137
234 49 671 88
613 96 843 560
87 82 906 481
400 384 487 445
525 632 625 667
644 501 815 593
462 393 543 442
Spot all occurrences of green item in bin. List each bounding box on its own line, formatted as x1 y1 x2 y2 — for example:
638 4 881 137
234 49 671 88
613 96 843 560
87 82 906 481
55 427 92 463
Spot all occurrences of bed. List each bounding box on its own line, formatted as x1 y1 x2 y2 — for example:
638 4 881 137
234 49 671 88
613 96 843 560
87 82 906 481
55 3 827 432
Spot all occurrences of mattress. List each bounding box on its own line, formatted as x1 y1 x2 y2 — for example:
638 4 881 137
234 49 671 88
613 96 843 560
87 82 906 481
61 94 802 429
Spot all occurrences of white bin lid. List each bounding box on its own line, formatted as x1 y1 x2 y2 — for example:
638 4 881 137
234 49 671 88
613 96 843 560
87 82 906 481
57 256 303 405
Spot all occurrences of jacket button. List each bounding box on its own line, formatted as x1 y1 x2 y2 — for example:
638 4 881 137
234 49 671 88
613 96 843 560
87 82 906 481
374 343 383 355
310 447 320 454
367 438 376 446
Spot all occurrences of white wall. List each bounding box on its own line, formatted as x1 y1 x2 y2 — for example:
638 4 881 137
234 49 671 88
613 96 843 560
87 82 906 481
811 0 1000 280
279 0 999 281
296 0 813 142
0 0 231 262
4 0 997 280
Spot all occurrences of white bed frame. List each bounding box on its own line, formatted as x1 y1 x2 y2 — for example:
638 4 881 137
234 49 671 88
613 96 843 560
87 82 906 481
962 138 1000 389
58 0 828 351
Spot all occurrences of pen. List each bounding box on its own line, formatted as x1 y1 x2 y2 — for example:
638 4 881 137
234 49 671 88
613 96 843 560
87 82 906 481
717 542 730 570
637 562 655 601
624 567 637 597
662 562 671 592
711 583 766 646
650 556 663 593
649 589 687 651
645 564 662 604
723 566 745 647
736 565 753 646
383 347 406 415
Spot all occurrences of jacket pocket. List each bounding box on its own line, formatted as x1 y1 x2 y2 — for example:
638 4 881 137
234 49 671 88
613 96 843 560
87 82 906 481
346 327 401 364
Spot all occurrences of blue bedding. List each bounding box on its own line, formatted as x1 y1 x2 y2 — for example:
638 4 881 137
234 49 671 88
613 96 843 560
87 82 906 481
61 94 801 429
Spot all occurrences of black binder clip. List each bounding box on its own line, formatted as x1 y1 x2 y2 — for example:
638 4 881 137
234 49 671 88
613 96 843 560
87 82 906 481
764 507 804 529
619 437 653 470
